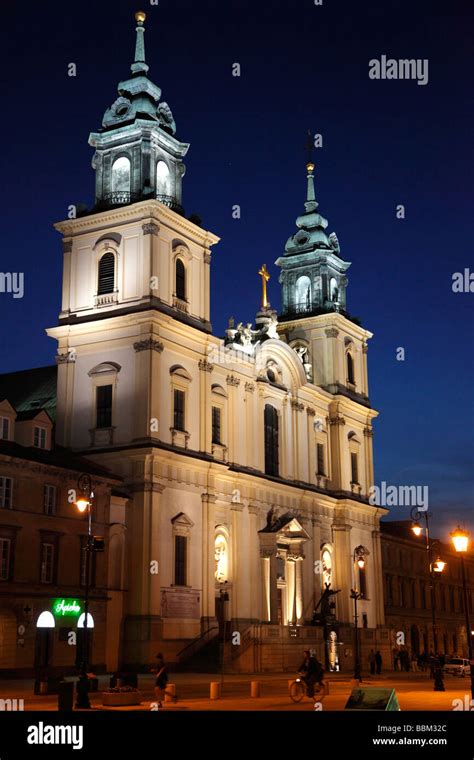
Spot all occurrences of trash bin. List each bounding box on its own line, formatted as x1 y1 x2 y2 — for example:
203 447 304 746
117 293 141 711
57 681 74 711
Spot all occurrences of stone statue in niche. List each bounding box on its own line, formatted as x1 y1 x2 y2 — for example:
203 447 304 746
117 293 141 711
214 537 227 582
293 344 313 382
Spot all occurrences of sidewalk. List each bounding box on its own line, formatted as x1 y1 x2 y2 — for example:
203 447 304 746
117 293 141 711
0 671 469 711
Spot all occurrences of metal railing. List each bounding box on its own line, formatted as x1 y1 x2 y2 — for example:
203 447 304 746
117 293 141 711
156 194 184 214
176 626 219 662
102 191 141 206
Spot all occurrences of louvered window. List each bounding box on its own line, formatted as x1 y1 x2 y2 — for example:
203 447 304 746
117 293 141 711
98 253 115 295
175 259 186 300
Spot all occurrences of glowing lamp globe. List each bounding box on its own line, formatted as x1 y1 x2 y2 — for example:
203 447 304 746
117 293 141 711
451 526 470 553
76 498 90 513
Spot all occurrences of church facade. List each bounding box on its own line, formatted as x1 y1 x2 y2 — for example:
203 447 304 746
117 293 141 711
46 12 389 671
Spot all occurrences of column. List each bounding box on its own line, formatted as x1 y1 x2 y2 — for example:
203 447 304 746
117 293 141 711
226 374 240 463
332 521 353 623
269 553 278 624
295 557 304 624
312 517 322 605
55 350 76 447
201 492 217 627
231 501 248 622
364 426 375 496
324 327 339 388
361 341 369 397
203 250 212 324
133 337 163 440
328 412 345 491
248 503 261 621
261 555 271 622
372 529 385 626
286 558 296 624
300 516 315 622
244 383 255 468
199 359 213 453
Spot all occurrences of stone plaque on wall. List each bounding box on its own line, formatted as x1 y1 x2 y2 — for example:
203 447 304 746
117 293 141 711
161 588 200 619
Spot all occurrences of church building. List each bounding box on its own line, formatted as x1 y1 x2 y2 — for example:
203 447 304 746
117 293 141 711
46 12 390 672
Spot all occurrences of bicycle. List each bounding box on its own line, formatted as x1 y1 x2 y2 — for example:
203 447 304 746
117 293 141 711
289 674 326 703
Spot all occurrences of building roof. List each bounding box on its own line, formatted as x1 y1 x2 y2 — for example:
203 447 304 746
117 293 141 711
0 365 57 420
0 438 119 482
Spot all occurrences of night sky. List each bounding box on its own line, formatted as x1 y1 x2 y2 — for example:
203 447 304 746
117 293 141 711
0 0 472 538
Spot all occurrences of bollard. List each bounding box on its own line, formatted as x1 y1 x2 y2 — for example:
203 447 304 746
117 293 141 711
250 680 260 698
210 681 221 700
165 683 176 702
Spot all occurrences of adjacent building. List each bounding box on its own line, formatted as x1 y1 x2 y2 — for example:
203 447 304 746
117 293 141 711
382 521 474 662
0 367 125 676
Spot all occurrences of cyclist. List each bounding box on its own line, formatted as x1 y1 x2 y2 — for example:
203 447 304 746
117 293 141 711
298 650 324 697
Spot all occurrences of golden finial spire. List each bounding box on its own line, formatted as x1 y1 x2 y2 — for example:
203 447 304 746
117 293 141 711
258 264 270 309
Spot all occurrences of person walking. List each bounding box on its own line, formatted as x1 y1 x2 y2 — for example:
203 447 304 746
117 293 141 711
368 649 376 675
152 652 168 707
375 650 382 675
410 653 418 672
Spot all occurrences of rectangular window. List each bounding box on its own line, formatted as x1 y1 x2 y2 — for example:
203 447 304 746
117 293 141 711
43 484 57 516
359 565 367 598
34 426 47 449
212 406 221 445
0 477 13 509
173 389 185 432
385 574 392 605
96 385 113 429
0 418 9 440
40 542 54 583
316 443 325 476
174 535 187 586
0 538 11 580
350 452 359 484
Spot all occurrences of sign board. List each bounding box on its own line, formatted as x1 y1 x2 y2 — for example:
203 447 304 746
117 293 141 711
52 598 82 618
160 589 200 619
345 687 400 711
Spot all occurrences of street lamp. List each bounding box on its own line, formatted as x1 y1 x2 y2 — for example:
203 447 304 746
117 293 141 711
410 508 446 655
74 474 94 709
450 526 474 699
352 545 370 682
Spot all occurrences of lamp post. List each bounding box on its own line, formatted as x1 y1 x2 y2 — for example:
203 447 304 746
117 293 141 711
411 508 446 656
74 473 94 709
450 526 474 699
351 545 370 681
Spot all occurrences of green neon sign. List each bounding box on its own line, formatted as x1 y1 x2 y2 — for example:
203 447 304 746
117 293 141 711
53 598 82 617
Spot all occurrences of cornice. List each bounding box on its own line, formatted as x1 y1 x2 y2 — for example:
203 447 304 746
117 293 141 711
54 200 220 247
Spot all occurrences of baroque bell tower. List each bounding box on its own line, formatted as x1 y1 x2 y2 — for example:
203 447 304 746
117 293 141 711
90 11 188 213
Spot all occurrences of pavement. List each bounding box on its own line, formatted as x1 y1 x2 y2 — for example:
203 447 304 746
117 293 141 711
0 671 472 711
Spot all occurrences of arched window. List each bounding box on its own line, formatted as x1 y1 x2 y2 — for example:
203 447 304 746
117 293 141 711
346 352 355 385
111 156 131 193
156 160 171 196
264 404 279 477
175 258 186 300
98 252 115 295
329 277 339 302
295 275 311 312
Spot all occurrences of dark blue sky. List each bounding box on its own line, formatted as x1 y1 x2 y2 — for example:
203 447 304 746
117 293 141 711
0 0 472 538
